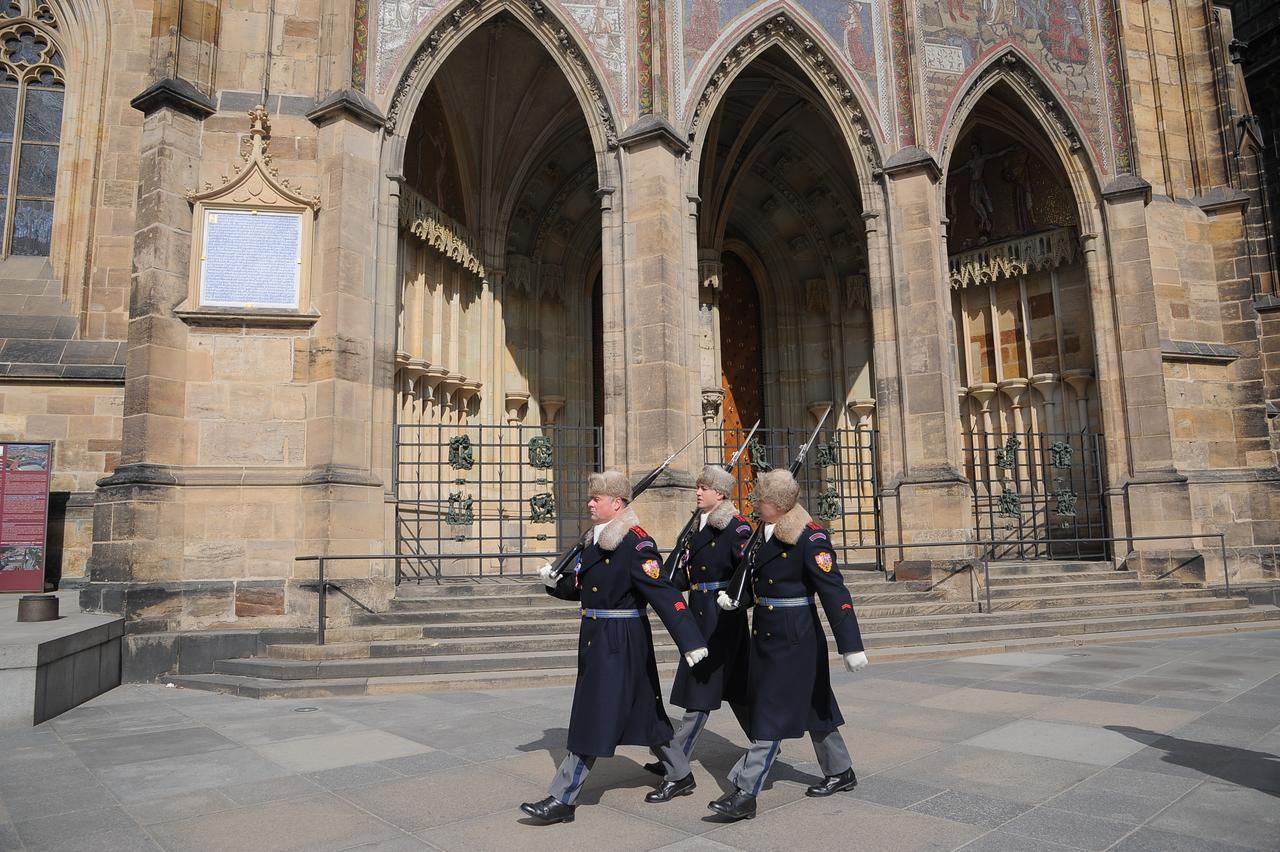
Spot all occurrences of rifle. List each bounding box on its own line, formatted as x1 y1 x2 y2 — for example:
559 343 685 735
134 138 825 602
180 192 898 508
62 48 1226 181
666 419 762 582
548 426 708 580
725 405 832 606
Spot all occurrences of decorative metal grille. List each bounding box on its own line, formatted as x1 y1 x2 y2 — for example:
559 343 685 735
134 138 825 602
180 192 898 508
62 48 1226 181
703 426 882 569
964 429 1108 559
395 423 602 581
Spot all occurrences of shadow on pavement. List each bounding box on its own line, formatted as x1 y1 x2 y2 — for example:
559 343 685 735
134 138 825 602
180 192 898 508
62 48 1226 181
1107 725 1280 797
514 724 817 805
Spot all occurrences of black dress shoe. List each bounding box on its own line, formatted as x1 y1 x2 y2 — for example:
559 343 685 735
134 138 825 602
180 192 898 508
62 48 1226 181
520 796 576 824
642 761 665 776
645 773 696 803
805 768 858 797
707 788 756 820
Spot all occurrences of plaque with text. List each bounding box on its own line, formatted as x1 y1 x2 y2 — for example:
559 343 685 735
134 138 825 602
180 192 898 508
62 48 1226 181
199 208 303 310
0 442 52 593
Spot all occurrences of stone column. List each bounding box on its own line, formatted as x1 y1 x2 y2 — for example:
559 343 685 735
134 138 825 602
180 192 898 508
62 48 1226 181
878 149 971 571
81 73 215 636
540 395 565 427
1030 373 1060 435
613 117 700 546
504 391 530 425
1096 177 1197 568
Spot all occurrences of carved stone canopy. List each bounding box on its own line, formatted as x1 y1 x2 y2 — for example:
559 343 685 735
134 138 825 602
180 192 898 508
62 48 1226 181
187 106 320 210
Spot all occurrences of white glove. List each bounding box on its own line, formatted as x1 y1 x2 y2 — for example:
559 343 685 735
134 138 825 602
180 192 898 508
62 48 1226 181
716 591 739 611
843 651 869 673
538 563 557 587
684 647 709 667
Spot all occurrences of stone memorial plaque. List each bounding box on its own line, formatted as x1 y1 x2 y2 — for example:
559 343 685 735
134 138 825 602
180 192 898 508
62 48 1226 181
199 208 303 310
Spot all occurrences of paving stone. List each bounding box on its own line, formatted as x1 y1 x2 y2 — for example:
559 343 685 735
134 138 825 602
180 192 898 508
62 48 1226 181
906 789 1031 828
1108 826 1261 852
1031 698 1200 734
377 750 470 777
703 794 984 852
340 764 544 832
845 776 948 808
998 806 1134 850
219 774 323 805
305 762 404 791
419 802 687 851
962 719 1157 766
123 789 240 826
146 794 403 852
1043 786 1168 823
1168 713 1278 749
953 830 1079 851
341 837 431 851
211 711 372 746
0 824 19 852
1069 766 1200 801
1146 782 1280 850
25 825 163 852
881 746 1098 804
253 730 432 773
67 726 239 769
917 687 1056 715
14 805 139 847
94 747 293 804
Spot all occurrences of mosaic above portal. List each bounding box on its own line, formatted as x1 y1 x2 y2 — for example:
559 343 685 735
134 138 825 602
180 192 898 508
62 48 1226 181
372 0 630 113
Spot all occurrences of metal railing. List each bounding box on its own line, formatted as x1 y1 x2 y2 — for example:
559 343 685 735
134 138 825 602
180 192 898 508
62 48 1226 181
296 530 1235 644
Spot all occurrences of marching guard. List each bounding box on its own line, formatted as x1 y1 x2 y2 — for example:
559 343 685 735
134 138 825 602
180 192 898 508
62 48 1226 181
643 464 753 778
709 468 869 821
520 471 710 825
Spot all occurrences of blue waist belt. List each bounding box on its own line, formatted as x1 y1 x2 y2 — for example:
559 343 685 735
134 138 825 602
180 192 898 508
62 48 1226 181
581 607 642 619
690 581 730 592
755 596 812 607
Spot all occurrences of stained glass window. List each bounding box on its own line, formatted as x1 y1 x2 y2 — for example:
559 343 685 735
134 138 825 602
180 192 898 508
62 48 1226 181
0 0 62 257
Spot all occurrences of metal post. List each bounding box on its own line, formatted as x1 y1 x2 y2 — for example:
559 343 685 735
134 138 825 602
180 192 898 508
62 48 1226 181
317 557 326 646
1218 535 1231 599
983 555 992 614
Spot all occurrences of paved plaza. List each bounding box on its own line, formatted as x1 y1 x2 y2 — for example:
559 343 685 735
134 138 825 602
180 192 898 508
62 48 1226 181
2 631 1278 852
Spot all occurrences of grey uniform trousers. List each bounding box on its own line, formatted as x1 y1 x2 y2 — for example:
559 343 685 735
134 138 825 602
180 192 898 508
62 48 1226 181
728 728 852 796
671 702 749 760
548 741 691 805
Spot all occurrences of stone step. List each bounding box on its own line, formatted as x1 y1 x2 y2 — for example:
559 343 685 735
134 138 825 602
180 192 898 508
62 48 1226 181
982 560 1112 577
988 588 1215 610
392 572 913 598
167 619 1280 699
861 605 1280 649
984 578 1182 599
986 571 1127 587
267 596 1254 661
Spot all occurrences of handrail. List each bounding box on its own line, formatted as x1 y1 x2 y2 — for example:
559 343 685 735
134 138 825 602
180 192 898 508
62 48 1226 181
295 530 1234 643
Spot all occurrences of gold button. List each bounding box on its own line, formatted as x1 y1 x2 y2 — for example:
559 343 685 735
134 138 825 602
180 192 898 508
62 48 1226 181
768 605 774 611
592 586 598 592
711 542 716 548
782 553 788 559
605 558 610 564
701 567 707 572
752 629 758 635
768 579 774 585
766 632 772 637
587 641 592 647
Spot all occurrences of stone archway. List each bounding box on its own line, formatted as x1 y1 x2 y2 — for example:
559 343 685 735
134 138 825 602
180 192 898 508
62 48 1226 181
390 12 606 576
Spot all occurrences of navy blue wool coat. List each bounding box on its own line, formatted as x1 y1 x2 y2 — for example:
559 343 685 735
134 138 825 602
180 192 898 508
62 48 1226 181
547 515 706 757
664 506 753 712
744 509 864 741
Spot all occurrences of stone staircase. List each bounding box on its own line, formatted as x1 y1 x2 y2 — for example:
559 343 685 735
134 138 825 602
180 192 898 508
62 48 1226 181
168 560 1280 698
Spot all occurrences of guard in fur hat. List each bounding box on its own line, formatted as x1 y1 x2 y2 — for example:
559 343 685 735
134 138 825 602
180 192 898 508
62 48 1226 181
520 470 709 825
707 468 868 821
636 464 753 778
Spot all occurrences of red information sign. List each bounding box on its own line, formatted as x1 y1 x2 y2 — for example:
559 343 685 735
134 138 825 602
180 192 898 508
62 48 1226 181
0 442 53 593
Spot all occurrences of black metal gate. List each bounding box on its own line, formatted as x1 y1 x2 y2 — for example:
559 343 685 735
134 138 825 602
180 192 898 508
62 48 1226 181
703 426 882 569
964 429 1108 559
395 424 603 580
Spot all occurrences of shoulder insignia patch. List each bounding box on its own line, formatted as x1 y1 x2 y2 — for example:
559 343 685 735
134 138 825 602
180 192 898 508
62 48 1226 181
642 558 661 579
736 524 752 534
674 601 687 612
814 551 834 573
630 525 649 538
841 602 853 610
808 531 828 542
806 520 823 531
636 539 653 551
